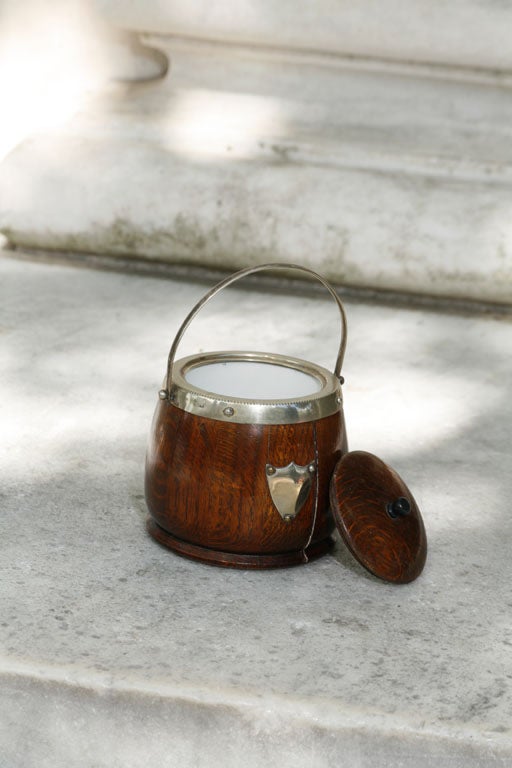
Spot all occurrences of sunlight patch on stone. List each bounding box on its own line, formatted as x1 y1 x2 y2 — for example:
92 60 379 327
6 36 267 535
0 1 108 161
164 87 284 160
346 367 497 459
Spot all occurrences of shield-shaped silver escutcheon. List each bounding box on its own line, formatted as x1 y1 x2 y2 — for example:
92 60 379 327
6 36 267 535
266 461 316 522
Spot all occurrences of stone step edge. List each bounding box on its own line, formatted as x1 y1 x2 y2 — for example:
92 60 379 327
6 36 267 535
4 248 512 316
1 654 509 751
150 32 512 89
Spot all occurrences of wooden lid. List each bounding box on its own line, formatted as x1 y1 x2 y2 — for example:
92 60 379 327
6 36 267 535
329 451 427 583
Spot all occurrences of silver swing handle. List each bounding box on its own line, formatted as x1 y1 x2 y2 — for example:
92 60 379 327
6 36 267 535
161 262 348 399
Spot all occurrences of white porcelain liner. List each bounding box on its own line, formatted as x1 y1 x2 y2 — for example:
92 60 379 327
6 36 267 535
185 360 322 400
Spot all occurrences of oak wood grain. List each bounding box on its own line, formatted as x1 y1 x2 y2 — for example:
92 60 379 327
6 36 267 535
145 401 346 567
330 450 427 583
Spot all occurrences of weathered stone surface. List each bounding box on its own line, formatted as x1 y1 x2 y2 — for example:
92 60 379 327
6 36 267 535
1 39 512 304
95 0 512 72
1 252 512 766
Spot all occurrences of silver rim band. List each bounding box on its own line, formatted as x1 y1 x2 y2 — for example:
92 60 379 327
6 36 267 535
165 351 343 425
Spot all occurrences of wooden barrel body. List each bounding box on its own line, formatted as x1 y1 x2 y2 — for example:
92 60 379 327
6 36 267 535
145 398 347 568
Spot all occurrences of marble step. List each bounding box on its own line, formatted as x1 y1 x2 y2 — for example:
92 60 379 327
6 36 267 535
97 0 512 72
1 37 512 303
1 251 512 766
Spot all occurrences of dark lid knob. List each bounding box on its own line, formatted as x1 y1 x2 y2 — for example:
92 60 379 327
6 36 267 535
387 497 411 518
329 451 427 583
